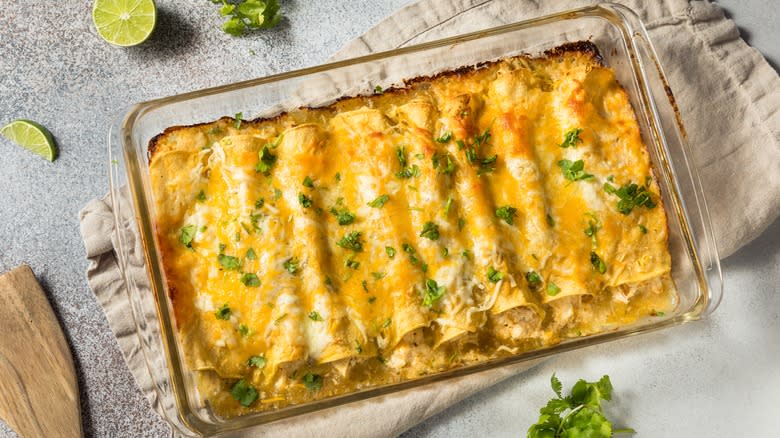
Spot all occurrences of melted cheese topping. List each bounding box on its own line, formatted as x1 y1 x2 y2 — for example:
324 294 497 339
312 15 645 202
149 44 676 418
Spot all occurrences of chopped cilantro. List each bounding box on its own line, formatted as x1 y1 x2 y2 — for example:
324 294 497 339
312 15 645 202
546 213 555 227
302 373 323 391
238 324 250 337
196 190 207 202
639 224 648 234
230 379 258 407
385 246 396 258
444 195 454 215
435 131 452 143
437 153 456 175
368 194 389 208
361 280 368 292
525 271 542 288
247 355 266 368
441 247 449 257
487 267 503 283
344 256 360 270
246 248 257 260
272 187 282 200
559 128 583 148
240 273 261 287
302 176 314 188
422 279 446 308
255 198 265 209
495 205 517 225
256 145 277 175
217 254 241 270
381 318 392 328
456 139 466 150
179 225 196 248
603 180 656 214
368 296 376 304
308 311 324 322
652 309 666 317
458 217 466 231
396 164 420 179
283 257 299 275
371 271 386 280
461 249 471 259
590 252 607 274
298 193 313 208
374 85 383 94
419 221 440 240
558 159 594 182
547 282 561 296
396 146 408 167
234 112 243 129
329 207 356 225
337 231 363 251
335 172 342 181
215 303 231 320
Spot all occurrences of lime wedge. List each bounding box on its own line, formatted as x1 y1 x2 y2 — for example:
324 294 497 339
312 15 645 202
1 120 58 161
92 0 157 47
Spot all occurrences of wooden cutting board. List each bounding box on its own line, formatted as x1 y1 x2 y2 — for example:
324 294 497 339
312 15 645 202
0 265 82 438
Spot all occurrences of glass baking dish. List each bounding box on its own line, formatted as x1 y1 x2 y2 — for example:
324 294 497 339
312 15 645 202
108 3 722 436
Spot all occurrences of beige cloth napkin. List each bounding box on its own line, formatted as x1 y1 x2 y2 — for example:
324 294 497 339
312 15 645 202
79 0 779 436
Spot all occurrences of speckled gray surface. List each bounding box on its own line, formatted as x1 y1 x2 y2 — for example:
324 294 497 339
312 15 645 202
0 1 777 437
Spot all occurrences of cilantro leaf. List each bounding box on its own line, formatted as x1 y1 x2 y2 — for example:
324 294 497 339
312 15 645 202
368 194 389 208
559 128 583 148
329 206 356 225
590 251 607 274
308 311 324 322
247 355 266 368
215 303 231 320
218 254 241 270
419 221 440 240
213 0 283 37
526 374 632 438
558 159 594 182
283 257 299 275
385 246 396 258
179 225 196 248
302 175 314 188
435 131 452 143
256 144 277 175
525 271 542 288
422 278 446 308
337 231 363 252
298 192 313 208
240 273 261 287
495 205 517 225
302 373 323 391
230 379 258 407
487 266 503 283
603 180 657 215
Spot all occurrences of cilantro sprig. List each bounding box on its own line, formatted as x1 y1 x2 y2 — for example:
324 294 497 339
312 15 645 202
527 374 634 438
603 180 656 215
211 0 283 37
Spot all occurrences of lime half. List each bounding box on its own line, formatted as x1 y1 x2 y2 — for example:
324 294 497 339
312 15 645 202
93 0 157 47
1 120 58 161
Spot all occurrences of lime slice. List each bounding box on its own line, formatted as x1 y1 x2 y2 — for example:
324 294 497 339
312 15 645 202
1 120 58 161
92 0 157 47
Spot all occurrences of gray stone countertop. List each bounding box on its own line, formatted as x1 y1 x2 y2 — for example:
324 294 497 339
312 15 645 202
0 1 776 437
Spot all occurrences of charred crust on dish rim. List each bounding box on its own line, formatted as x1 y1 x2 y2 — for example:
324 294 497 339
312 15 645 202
146 41 603 161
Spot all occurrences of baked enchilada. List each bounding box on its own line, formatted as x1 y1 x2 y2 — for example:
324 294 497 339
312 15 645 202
148 42 676 417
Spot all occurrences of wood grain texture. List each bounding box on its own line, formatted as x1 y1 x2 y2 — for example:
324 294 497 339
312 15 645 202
0 265 82 438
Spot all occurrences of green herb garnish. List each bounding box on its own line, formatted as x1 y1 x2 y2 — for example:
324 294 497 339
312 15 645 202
196 190 207 202
345 256 360 270
247 355 266 368
302 373 323 391
559 128 583 148
308 311 324 322
396 164 420 179
639 224 648 234
526 373 634 438
435 131 452 143
558 159 594 182
283 257 299 275
525 271 542 288
240 273 261 287
547 282 561 296
368 194 389 208
495 205 517 225
214 0 282 37
419 221 440 240
246 248 257 260
218 254 241 270
422 279 446 308
234 112 243 129
298 193 313 208
215 303 231 320
603 181 656 215
256 145 277 175
590 252 607 274
179 225 196 248
238 324 250 337
371 272 386 280
329 207 356 225
385 246 396 258
230 379 258 407
337 231 363 252
487 267 503 283
302 176 314 188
